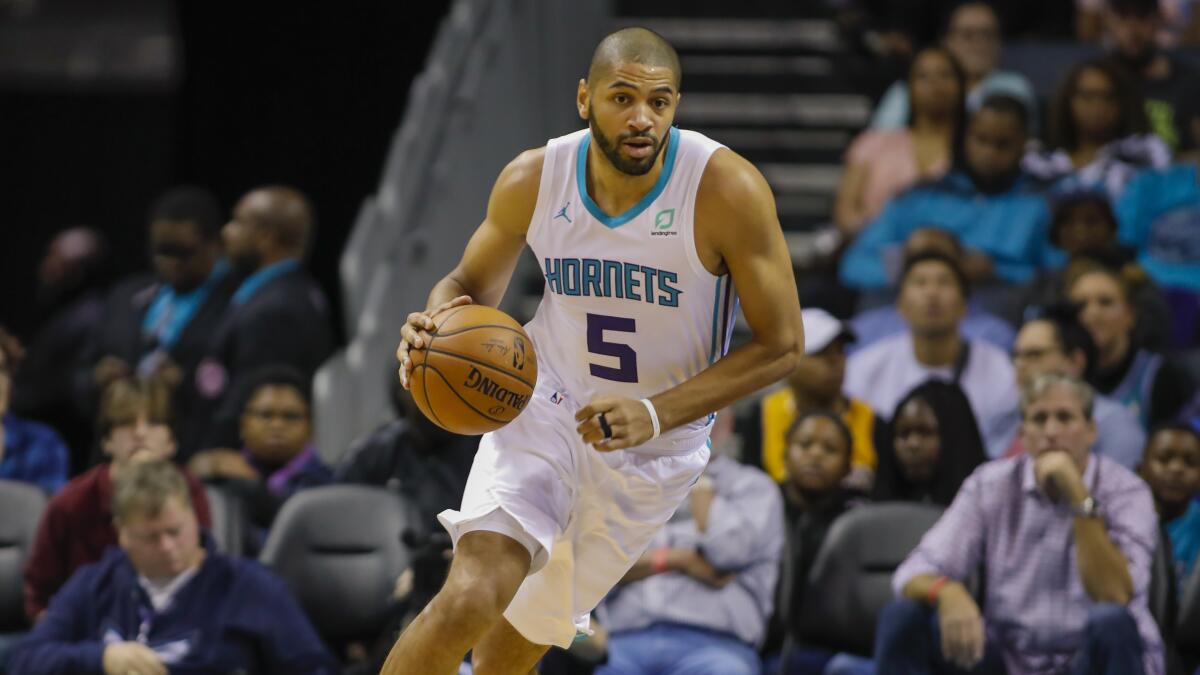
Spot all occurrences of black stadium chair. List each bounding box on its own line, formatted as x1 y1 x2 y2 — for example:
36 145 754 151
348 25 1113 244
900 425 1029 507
259 485 422 649
203 483 247 557
795 502 945 656
0 480 47 633
1177 562 1200 673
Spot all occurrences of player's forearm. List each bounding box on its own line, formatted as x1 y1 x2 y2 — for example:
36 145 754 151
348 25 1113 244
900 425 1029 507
651 337 800 433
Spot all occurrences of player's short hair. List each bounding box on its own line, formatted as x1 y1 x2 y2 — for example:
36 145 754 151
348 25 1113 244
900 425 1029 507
112 459 193 525
148 185 223 240
587 27 682 89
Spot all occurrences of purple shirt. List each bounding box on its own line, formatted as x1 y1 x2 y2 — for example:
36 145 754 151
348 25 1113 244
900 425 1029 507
893 454 1163 675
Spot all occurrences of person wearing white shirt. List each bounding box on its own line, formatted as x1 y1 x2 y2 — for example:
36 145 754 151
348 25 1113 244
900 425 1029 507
844 251 1019 457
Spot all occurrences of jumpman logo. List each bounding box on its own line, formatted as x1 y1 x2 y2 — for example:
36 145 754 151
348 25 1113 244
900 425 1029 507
554 201 572 223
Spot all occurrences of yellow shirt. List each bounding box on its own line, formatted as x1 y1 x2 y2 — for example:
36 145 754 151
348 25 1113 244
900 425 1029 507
760 387 877 482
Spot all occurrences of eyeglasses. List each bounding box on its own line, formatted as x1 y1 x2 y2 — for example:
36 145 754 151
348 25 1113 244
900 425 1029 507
245 409 308 423
1013 347 1060 362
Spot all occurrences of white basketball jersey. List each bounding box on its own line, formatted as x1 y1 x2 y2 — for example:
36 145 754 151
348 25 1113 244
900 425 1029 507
523 126 736 451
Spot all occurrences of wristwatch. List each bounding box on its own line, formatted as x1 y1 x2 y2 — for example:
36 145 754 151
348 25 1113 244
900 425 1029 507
1071 495 1101 519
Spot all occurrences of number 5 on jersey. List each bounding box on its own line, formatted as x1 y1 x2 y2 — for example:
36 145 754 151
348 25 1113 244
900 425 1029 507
586 313 638 383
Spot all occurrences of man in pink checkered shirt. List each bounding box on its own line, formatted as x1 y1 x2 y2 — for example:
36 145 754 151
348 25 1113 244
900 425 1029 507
877 372 1164 675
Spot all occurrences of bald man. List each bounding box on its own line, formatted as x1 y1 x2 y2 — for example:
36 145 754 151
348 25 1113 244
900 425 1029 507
193 186 333 450
384 27 803 674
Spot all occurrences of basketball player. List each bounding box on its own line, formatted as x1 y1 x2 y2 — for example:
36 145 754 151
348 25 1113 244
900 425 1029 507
385 27 803 675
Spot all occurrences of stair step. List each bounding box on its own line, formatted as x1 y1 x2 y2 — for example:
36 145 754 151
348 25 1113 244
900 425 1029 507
676 93 870 128
614 18 843 53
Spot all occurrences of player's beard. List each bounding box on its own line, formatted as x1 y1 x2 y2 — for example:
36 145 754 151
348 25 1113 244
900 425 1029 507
588 108 665 177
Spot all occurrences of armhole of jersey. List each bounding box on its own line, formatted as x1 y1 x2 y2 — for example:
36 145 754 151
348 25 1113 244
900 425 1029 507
683 142 728 280
525 142 560 245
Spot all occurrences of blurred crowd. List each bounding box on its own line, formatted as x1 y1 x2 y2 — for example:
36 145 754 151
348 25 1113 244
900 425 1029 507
2 0 1200 674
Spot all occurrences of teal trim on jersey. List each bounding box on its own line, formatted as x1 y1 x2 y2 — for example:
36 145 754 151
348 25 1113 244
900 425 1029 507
708 275 724 363
575 126 681 228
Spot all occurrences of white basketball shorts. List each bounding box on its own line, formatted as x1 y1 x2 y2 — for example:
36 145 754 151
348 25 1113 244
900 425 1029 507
437 379 710 648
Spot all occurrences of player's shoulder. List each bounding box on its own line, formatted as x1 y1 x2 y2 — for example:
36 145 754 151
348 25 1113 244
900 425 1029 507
694 144 773 213
488 146 546 229
495 146 546 196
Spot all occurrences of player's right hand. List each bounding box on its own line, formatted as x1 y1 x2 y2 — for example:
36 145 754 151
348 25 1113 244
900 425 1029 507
102 641 167 675
396 295 472 389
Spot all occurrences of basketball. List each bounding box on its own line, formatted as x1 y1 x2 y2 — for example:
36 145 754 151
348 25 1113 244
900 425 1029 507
409 304 538 435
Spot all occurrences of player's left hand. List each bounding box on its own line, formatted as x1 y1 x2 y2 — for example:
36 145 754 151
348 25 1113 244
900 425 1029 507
575 396 654 451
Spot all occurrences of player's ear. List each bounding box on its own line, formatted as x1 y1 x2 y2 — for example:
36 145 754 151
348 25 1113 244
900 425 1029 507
577 78 589 121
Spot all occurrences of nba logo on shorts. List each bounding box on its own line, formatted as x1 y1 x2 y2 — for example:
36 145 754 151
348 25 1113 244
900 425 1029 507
549 391 563 405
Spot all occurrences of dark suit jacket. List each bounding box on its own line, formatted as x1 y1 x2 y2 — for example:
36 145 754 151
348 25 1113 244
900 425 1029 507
196 266 334 448
81 271 237 461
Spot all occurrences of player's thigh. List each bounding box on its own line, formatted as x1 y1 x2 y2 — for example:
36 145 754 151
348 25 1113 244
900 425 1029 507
441 530 532 609
471 616 551 675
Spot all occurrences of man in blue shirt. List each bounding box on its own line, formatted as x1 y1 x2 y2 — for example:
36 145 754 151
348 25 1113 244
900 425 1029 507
841 95 1062 291
8 459 336 675
0 329 68 494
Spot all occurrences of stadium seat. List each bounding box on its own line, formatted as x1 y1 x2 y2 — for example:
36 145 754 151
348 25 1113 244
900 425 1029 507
0 480 47 632
795 502 944 655
203 483 247 557
259 485 421 646
1177 562 1200 671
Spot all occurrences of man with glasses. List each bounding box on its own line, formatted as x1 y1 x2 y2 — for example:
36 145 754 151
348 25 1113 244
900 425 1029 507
84 185 235 461
188 365 331 555
998 305 1145 468
877 372 1163 674
871 2 1036 130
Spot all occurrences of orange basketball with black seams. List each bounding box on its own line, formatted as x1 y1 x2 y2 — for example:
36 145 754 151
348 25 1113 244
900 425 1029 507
409 305 539 435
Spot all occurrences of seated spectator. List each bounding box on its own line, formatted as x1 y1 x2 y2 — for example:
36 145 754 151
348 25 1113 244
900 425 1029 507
1017 191 1174 352
189 365 332 554
1000 305 1147 469
0 327 69 494
596 414 784 675
849 228 1017 353
872 380 987 506
844 251 1019 457
1117 161 1200 294
1068 264 1194 427
1139 423 1200 595
336 372 475 531
834 46 963 236
870 3 1036 132
774 411 863 674
841 95 1062 291
1023 58 1169 198
23 378 212 621
8 459 335 674
83 185 236 461
195 185 334 449
12 227 109 468
1078 0 1200 46
878 373 1164 675
1103 0 1200 153
741 308 879 491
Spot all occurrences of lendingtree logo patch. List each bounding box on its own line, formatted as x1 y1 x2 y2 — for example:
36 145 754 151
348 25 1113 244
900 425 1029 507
651 208 677 236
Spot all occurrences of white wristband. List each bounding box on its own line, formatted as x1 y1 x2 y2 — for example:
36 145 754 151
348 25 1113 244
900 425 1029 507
640 398 661 440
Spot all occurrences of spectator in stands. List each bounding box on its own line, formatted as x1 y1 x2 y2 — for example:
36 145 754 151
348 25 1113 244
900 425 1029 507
336 372 475 531
84 185 235 461
742 308 878 492
1068 265 1194 427
1117 161 1200 294
596 413 784 675
189 365 332 554
1023 58 1170 198
878 373 1164 675
1104 0 1200 152
841 95 1062 291
844 251 1019 457
1079 0 1200 45
871 2 1036 131
834 46 964 236
9 459 335 674
1000 305 1147 470
12 227 109 468
195 185 333 449
1139 423 1200 595
773 411 862 674
24 378 211 621
872 380 987 506
0 327 69 494
849 228 1017 352
1015 191 1173 354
